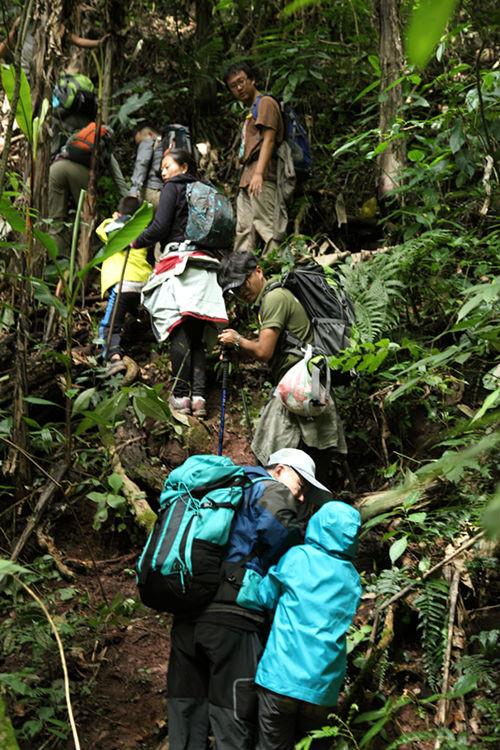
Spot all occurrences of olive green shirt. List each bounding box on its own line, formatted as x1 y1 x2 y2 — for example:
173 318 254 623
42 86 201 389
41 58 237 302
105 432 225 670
256 279 312 382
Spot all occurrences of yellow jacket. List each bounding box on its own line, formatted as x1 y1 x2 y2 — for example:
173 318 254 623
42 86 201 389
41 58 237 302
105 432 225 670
96 217 153 297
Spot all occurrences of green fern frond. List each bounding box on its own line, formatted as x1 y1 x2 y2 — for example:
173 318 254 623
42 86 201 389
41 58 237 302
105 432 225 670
385 728 470 750
377 648 390 690
368 568 412 598
337 229 459 342
414 577 450 691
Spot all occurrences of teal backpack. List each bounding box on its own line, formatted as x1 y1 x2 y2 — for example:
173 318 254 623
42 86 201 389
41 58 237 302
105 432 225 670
185 181 235 253
136 454 249 614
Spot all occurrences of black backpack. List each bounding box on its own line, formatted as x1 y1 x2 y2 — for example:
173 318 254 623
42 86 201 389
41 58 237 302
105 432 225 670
262 262 355 363
52 73 97 120
161 124 195 158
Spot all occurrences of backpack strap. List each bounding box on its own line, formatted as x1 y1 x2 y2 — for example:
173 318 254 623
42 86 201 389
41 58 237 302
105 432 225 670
138 495 189 585
309 352 331 405
147 134 163 181
260 280 282 299
243 94 283 167
259 281 305 358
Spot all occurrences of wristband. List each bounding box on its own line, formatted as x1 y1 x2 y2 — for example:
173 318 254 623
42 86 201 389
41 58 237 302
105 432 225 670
234 334 241 351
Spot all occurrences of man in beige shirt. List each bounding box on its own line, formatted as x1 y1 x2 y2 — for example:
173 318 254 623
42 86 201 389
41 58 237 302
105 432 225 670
224 62 289 255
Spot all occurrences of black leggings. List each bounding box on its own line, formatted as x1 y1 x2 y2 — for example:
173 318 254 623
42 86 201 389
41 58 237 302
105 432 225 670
99 290 141 360
256 687 334 750
169 317 207 398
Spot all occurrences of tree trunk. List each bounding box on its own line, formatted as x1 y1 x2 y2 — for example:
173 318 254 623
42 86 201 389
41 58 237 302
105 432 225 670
102 0 127 121
31 0 66 273
376 0 406 198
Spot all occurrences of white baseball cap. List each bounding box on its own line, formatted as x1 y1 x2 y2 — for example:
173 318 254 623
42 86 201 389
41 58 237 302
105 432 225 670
267 448 333 505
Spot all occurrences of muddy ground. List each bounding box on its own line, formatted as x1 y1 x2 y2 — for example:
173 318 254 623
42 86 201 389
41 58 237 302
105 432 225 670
57 377 256 750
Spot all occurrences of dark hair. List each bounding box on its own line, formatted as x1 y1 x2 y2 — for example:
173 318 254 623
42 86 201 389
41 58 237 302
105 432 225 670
223 61 258 86
118 196 141 215
167 148 198 177
217 251 259 294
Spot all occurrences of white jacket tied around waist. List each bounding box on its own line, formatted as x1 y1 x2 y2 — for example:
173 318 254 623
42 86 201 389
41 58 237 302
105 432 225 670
141 245 228 342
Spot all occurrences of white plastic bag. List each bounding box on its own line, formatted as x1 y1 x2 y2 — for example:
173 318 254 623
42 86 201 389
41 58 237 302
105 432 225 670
276 345 331 417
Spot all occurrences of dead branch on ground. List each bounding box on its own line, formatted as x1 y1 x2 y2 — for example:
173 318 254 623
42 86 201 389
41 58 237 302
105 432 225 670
10 461 68 562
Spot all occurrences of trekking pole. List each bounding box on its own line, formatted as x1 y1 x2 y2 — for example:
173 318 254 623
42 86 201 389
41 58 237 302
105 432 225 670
217 348 230 456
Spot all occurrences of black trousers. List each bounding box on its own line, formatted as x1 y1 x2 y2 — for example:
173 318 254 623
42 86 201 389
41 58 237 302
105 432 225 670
256 687 335 750
99 289 141 360
167 618 265 750
169 318 207 398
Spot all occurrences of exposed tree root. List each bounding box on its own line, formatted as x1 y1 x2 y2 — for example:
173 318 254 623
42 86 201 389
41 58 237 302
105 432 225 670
36 524 75 580
341 605 395 714
101 431 157 532
121 355 140 386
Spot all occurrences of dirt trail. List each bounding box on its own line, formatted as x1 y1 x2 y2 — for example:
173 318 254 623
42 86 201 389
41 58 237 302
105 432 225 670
57 397 255 750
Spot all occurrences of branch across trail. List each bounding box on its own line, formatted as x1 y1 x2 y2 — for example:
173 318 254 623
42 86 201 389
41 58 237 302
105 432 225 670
315 245 394 267
378 531 485 612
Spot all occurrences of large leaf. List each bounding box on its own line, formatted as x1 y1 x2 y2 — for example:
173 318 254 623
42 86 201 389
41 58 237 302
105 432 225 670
389 536 408 565
71 387 97 416
0 197 58 260
115 91 154 128
0 196 26 233
482 486 500 540
1 64 33 142
0 558 28 576
31 279 67 317
283 0 320 16
32 97 50 160
456 277 500 322
79 201 154 276
405 0 460 68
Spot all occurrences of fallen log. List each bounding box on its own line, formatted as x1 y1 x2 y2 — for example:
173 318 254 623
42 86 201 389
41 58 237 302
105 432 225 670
315 245 394 267
114 420 166 500
356 479 440 522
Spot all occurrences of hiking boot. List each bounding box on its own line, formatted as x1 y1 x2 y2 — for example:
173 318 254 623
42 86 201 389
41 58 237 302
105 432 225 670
169 395 191 414
191 396 207 418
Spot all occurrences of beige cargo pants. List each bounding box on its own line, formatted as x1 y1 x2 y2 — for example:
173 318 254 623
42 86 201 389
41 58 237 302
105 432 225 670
234 180 288 255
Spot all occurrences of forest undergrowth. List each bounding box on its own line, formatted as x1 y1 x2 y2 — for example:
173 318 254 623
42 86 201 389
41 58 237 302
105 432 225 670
0 0 499 748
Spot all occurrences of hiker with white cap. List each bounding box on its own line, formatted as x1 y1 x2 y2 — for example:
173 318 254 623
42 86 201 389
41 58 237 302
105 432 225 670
217 251 347 488
167 448 332 750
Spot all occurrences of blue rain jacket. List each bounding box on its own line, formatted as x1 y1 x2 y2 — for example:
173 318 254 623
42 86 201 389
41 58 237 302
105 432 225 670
255 501 362 706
